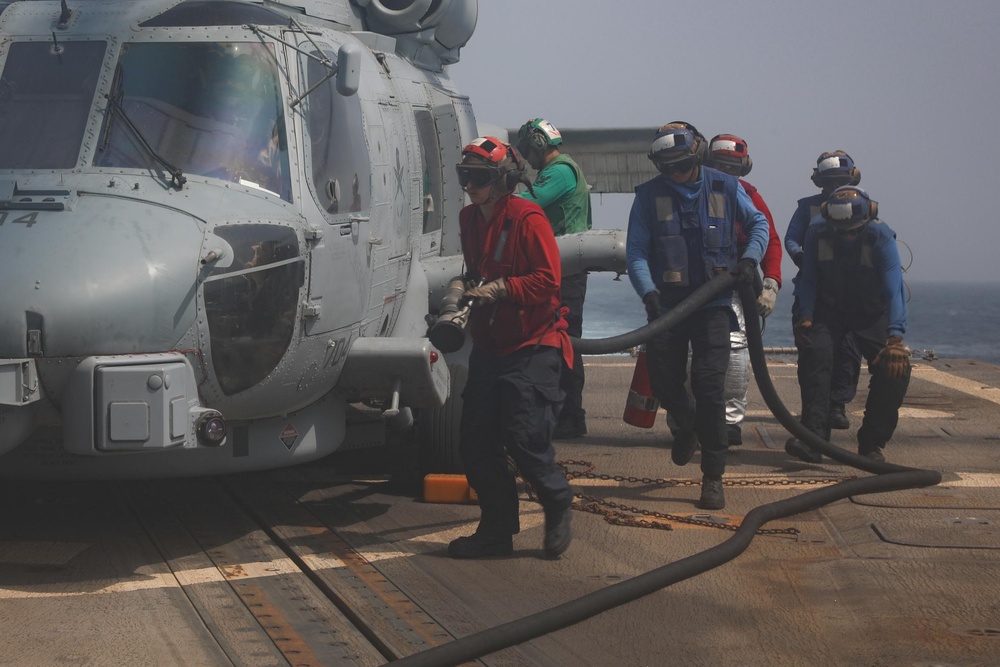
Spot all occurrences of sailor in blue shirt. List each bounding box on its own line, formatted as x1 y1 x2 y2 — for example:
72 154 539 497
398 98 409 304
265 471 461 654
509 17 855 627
786 186 911 464
626 122 769 510
785 151 865 430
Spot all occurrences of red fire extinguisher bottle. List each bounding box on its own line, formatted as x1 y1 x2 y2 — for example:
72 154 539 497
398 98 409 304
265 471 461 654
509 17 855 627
623 347 660 428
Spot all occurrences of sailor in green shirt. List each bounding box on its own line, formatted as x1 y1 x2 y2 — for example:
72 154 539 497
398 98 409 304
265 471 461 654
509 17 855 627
516 118 593 439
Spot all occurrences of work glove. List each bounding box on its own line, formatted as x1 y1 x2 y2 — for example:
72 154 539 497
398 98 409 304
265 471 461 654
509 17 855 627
733 257 758 288
643 291 661 320
757 277 779 318
791 251 803 268
874 336 911 380
464 277 507 306
793 319 813 347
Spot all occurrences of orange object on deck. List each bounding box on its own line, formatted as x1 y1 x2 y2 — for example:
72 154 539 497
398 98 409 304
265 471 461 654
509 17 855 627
623 349 660 428
423 474 479 504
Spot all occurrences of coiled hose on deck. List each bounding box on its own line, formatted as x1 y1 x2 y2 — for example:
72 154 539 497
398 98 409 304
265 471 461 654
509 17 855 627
390 271 941 667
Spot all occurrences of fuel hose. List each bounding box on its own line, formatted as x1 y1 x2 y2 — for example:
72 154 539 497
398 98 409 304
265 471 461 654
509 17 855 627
390 271 941 667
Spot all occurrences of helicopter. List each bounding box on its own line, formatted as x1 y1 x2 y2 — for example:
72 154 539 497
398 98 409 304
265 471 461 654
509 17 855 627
0 0 641 479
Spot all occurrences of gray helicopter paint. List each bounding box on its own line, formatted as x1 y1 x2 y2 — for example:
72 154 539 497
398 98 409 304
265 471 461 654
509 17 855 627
0 194 205 358
0 0 471 477
0 0 634 479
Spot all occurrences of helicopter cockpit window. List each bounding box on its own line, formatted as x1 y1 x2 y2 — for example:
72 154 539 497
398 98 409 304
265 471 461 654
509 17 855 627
302 50 369 216
95 42 292 200
203 224 303 396
0 41 106 169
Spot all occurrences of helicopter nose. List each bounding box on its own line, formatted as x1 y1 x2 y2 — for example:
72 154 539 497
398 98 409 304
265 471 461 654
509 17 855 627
0 199 205 358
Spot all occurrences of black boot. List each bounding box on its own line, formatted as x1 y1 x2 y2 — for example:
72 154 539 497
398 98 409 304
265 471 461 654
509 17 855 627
543 507 573 558
829 403 850 430
727 423 743 446
697 476 725 510
785 437 822 464
553 414 587 440
671 430 698 466
448 532 514 559
859 445 885 463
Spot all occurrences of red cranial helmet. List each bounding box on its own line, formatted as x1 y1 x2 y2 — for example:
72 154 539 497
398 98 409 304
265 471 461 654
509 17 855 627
706 133 752 177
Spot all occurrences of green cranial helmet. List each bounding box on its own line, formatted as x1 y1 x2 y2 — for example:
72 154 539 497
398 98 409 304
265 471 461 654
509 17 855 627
516 118 563 156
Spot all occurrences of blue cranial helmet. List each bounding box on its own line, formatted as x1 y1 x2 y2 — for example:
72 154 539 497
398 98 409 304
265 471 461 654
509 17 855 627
821 186 878 232
648 123 700 172
812 150 861 188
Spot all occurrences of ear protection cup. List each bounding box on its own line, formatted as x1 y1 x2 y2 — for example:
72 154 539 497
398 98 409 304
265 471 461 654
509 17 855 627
849 166 861 185
527 128 548 153
693 136 706 165
743 156 753 176
502 143 526 190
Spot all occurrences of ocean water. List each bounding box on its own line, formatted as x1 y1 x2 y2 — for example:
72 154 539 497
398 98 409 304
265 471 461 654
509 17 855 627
581 278 1000 365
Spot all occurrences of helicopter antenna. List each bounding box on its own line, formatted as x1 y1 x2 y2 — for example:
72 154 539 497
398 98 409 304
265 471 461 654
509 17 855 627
58 0 72 29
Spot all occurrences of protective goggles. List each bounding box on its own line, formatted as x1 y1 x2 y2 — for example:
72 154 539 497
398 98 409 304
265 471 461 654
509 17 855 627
456 165 500 188
708 159 742 176
655 156 697 175
814 173 854 187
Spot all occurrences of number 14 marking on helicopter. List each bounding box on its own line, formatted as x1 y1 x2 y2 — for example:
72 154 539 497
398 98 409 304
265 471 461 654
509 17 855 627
0 212 38 227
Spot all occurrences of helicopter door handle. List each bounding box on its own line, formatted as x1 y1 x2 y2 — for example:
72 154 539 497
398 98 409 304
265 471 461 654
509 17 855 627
348 214 369 242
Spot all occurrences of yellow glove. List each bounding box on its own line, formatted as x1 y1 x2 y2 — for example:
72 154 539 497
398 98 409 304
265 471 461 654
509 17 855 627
793 319 813 347
874 336 911 379
464 277 507 306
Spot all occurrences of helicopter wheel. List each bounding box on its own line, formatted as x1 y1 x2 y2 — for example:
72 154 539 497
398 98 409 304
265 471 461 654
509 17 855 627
417 362 466 474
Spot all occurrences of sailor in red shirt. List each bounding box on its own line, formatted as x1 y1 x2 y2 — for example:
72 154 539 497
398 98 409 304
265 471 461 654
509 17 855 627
705 134 783 446
448 137 573 560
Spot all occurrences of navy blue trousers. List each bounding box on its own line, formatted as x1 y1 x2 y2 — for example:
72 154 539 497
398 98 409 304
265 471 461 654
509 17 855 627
459 345 573 536
793 288 863 408
797 315 910 449
559 272 588 424
646 306 731 477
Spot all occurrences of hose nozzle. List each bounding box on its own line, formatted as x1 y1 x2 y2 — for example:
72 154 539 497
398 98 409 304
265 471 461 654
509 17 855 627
428 276 481 353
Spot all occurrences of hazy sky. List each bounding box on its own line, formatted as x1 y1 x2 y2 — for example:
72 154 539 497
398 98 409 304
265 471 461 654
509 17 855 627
450 0 1000 284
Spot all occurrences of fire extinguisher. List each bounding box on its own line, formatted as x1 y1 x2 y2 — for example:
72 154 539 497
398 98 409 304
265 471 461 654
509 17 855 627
623 347 660 428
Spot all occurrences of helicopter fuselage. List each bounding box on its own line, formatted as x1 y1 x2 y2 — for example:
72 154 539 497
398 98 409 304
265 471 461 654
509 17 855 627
0 0 479 477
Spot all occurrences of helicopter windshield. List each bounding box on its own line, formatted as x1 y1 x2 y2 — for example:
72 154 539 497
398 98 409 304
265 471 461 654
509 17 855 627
95 42 291 200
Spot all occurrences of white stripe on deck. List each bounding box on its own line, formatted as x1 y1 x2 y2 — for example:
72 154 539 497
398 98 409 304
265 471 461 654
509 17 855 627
0 555 308 599
911 365 1000 406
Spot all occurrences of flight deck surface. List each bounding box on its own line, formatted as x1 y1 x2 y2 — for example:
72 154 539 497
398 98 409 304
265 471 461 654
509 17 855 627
2 355 999 666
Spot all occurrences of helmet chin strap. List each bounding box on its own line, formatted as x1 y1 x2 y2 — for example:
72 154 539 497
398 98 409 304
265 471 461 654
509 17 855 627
486 180 505 202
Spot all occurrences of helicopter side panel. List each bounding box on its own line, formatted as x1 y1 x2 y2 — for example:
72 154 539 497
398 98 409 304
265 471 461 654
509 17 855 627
296 32 376 337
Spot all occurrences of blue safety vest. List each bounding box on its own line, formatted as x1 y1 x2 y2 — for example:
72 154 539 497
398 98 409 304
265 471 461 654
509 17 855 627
815 221 886 321
634 168 740 306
